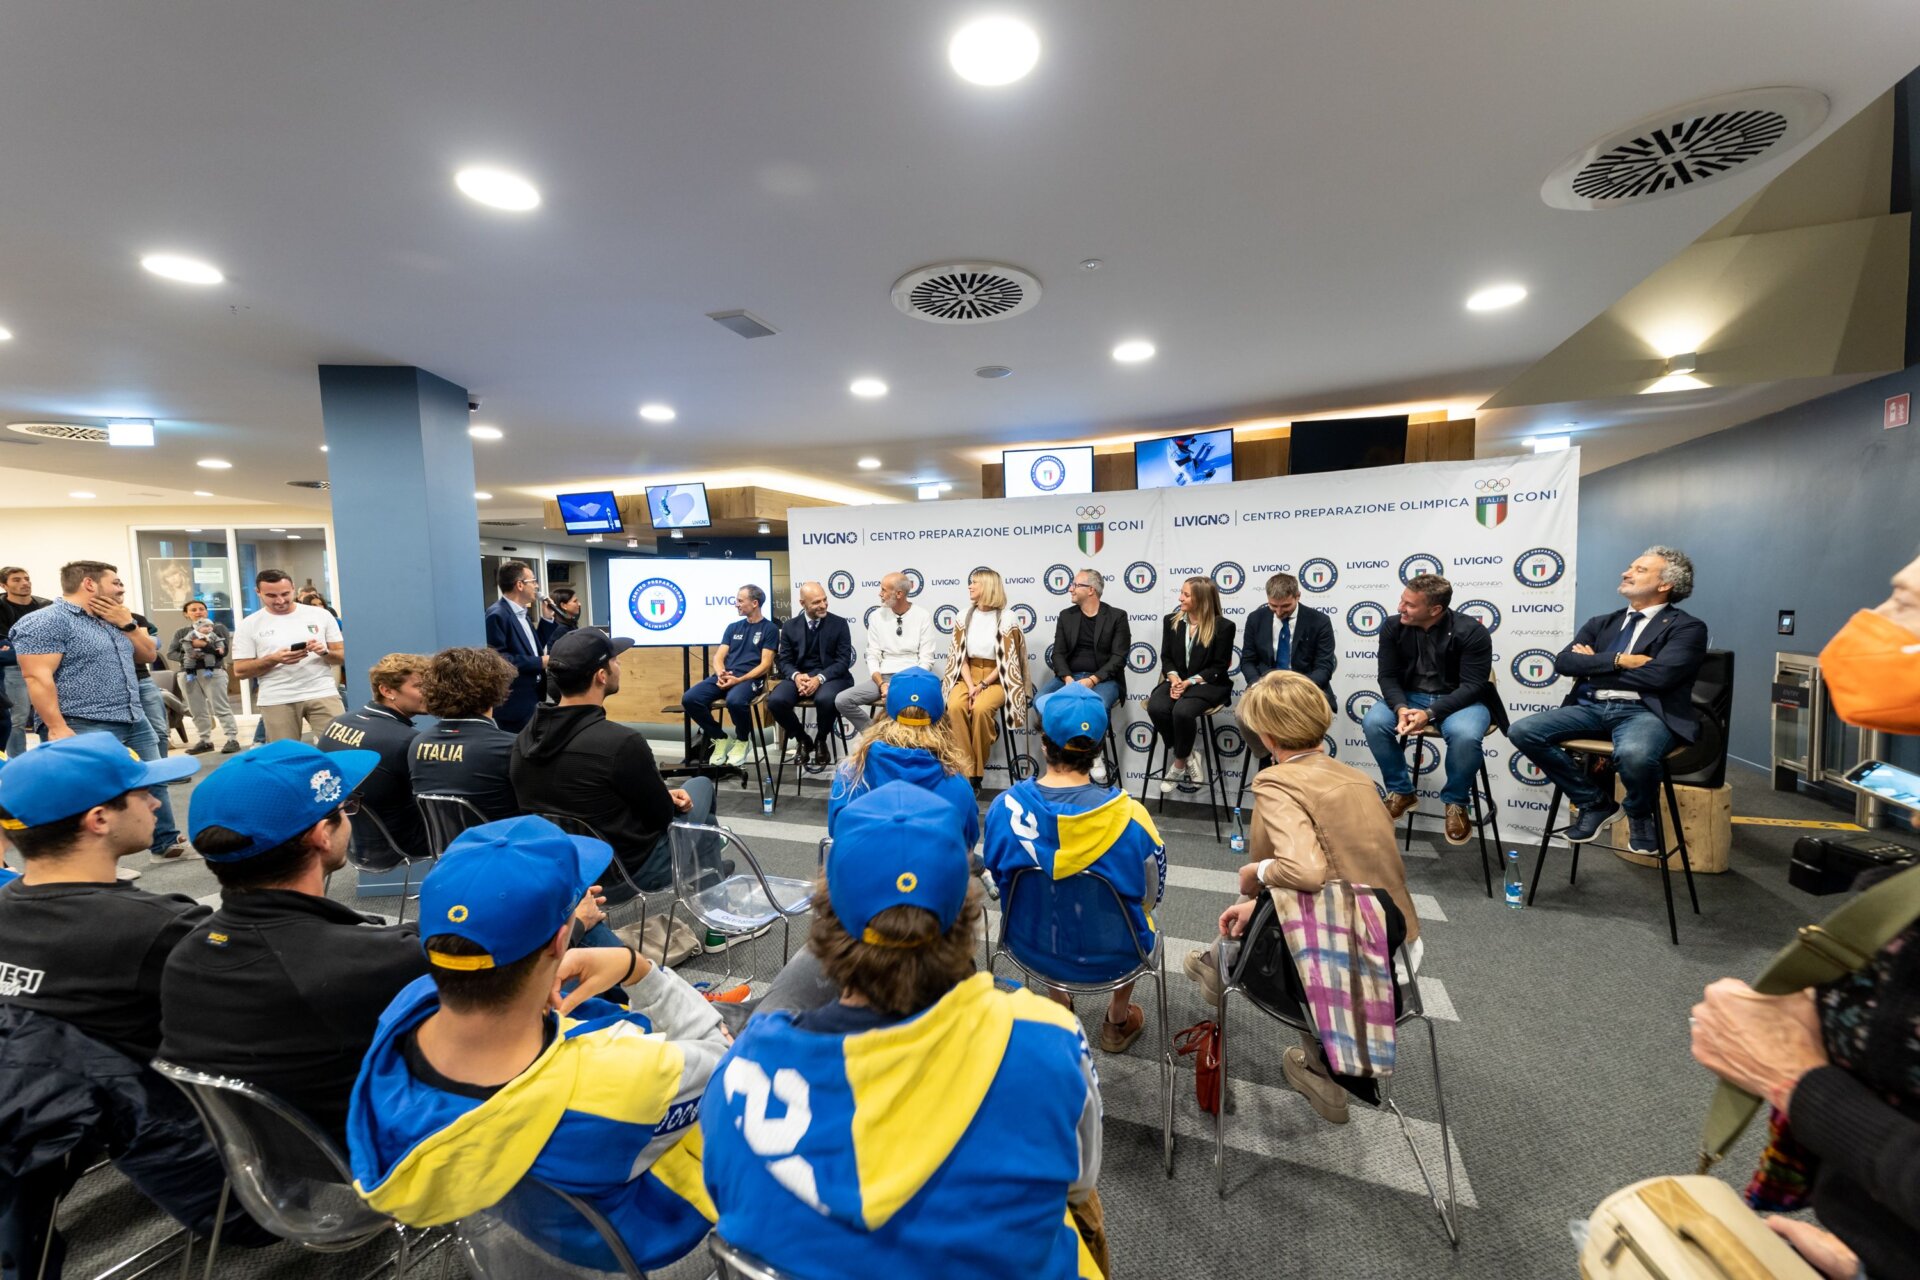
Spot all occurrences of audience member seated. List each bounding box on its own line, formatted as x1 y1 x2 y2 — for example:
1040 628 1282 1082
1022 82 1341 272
410 646 522 822
1508 547 1708 855
766 580 856 774
983 685 1165 1056
512 629 719 894
1148 576 1237 795
319 653 429 865
348 817 726 1272
157 740 428 1146
702 782 1108 1280
1186 671 1421 1126
827 667 978 850
681 584 777 768
1362 572 1507 844
0 735 203 1061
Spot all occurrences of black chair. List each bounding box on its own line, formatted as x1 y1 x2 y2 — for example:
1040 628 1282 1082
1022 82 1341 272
414 793 490 858
1526 650 1733 945
456 1176 646 1278
1136 703 1228 843
1396 723 1502 899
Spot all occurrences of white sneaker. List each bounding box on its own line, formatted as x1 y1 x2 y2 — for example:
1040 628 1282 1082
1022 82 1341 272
1159 769 1177 797
726 739 750 767
1187 755 1208 785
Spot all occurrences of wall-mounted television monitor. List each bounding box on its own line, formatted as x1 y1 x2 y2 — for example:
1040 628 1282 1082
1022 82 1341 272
1002 446 1095 498
645 483 713 530
1289 415 1408 475
1135 429 1234 489
557 490 623 535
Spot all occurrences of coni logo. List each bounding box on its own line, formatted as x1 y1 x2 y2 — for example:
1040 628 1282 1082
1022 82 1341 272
1043 563 1077 596
629 578 688 631
1297 558 1339 593
826 570 855 600
1345 689 1381 726
1345 600 1388 637
1456 599 1500 633
1509 753 1550 787
1126 641 1158 674
1124 561 1157 593
1211 561 1246 594
1511 648 1559 688
1399 553 1444 584
1125 722 1156 754
1010 603 1038 633
901 568 925 597
1514 548 1566 588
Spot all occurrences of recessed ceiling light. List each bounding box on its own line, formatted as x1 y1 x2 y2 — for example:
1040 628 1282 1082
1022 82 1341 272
670 528 684 539
106 420 154 447
948 16 1041 86
626 537 640 549
196 458 232 470
193 490 213 497
454 166 541 212
69 491 95 499
319 444 329 453
0 326 12 341
1079 259 1103 272
975 365 1013 379
269 527 285 532
756 521 770 535
849 378 888 399
286 534 302 540
468 424 503 441
918 484 942 500
184 527 202 532
857 457 882 470
474 491 493 501
1111 339 1156 363
1465 283 1527 312
141 253 224 285
638 403 677 423
1530 434 1572 453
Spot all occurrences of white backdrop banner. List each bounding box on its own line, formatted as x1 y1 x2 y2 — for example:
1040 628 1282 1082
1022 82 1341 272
788 449 1580 840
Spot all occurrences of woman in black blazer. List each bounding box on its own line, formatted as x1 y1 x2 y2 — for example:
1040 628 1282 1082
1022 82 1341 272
1149 576 1237 794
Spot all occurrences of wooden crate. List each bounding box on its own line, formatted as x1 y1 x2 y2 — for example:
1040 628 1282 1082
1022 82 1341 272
1606 780 1732 873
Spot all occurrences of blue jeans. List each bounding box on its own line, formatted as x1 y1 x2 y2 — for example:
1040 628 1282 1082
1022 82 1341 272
618 775 719 895
1508 701 1675 818
1362 692 1491 806
138 679 170 758
683 676 761 740
4 665 30 756
1033 669 1123 715
65 715 181 854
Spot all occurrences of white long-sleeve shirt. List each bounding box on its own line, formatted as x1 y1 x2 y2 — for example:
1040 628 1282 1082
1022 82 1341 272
867 603 937 675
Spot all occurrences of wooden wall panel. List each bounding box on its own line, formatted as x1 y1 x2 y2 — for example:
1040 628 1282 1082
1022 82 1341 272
605 647 701 724
982 463 1004 499
1091 452 1133 491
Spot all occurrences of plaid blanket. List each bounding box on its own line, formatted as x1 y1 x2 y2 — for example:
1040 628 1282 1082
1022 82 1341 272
1276 879 1397 1077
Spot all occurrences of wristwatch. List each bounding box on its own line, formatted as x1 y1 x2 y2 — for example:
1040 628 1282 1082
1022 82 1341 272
117 621 138 633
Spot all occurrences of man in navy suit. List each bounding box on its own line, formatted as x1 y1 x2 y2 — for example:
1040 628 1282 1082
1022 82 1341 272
766 581 856 772
1240 572 1337 703
1508 546 1709 855
484 560 556 734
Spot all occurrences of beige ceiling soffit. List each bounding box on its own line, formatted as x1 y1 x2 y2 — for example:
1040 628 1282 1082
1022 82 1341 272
1701 91 1894 241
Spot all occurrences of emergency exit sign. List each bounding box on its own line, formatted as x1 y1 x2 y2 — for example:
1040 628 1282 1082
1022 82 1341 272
1888 393 1911 430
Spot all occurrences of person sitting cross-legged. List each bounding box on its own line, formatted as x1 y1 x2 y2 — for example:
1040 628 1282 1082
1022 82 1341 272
983 684 1166 1056
348 816 727 1272
701 781 1109 1280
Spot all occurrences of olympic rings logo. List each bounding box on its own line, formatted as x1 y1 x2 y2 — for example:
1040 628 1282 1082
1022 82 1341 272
1474 478 1511 492
1075 505 1107 518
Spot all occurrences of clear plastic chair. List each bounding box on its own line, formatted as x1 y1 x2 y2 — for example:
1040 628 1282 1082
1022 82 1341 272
709 1234 804 1279
1210 897 1457 1245
535 811 661 947
347 804 433 925
149 1060 416 1279
415 793 490 858
666 822 813 984
989 867 1174 1174
456 1177 646 1278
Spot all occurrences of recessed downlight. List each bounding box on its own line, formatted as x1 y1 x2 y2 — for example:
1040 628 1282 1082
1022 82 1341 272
857 457 882 470
141 253 225 285
638 403 677 423
1111 339 1156 363
849 378 888 399
319 444 329 453
69 491 95 499
193 490 213 497
468 424 504 441
474 491 493 501
454 166 541 211
286 534 302 540
756 521 771 535
975 365 1013 379
1465 283 1527 312
269 528 285 533
0 326 12 341
948 17 1040 86
196 458 232 470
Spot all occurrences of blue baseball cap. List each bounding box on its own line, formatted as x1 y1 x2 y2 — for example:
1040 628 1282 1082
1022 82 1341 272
827 781 972 940
1040 682 1108 747
0 735 200 829
187 739 378 861
419 816 608 970
885 666 945 726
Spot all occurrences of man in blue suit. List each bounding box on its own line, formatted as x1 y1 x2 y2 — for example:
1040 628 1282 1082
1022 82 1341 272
766 581 856 773
1508 546 1709 855
1239 572 1337 704
484 560 556 734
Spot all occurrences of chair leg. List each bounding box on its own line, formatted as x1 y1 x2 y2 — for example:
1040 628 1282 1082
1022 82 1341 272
1154 948 1174 1175
1666 776 1700 914
200 1181 230 1280
1653 792 1680 946
1214 985 1231 1198
1203 726 1223 844
1387 1015 1460 1247
1471 761 1494 899
395 861 413 928
1527 786 1562 906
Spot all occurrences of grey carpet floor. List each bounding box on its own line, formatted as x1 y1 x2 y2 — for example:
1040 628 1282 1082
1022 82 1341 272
45 750 1859 1279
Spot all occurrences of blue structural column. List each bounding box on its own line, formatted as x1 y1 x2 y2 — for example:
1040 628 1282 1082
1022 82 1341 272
319 366 482 708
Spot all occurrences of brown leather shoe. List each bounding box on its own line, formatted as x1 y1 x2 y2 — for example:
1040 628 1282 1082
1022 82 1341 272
1444 803 1471 845
1383 792 1418 821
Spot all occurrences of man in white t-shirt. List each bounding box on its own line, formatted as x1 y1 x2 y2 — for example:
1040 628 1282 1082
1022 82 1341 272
835 571 937 732
232 569 347 743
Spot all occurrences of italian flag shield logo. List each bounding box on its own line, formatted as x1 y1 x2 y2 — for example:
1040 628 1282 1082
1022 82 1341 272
1476 495 1508 528
1077 523 1104 554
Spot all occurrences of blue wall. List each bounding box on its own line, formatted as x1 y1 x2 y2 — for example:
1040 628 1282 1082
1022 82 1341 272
1576 365 1920 772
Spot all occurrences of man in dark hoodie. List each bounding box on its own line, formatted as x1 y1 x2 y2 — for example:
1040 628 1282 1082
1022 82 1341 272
511 629 717 893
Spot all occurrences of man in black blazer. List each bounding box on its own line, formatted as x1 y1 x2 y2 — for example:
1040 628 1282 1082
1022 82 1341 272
484 560 556 734
1240 572 1337 702
1364 573 1509 844
1037 567 1130 713
766 581 857 772
1509 547 1709 855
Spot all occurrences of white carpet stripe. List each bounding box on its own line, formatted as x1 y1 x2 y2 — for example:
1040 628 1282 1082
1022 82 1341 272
1411 893 1447 923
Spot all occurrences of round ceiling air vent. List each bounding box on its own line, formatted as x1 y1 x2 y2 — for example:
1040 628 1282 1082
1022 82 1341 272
7 422 109 443
1542 87 1829 210
891 262 1041 324
286 479 331 490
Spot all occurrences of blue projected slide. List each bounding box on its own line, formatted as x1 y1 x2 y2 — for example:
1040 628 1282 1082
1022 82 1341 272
1134 429 1234 489
646 483 713 530
557 490 623 534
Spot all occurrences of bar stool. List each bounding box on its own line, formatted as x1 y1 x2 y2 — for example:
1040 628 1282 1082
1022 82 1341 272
1135 703 1227 843
1396 725 1500 898
983 700 1032 789
776 699 850 798
672 687 778 813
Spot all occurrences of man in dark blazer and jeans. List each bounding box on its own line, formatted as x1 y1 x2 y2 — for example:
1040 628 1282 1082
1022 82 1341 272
1240 572 1337 702
1363 572 1508 844
1035 568 1130 783
767 580 857 772
484 560 556 734
1508 547 1708 855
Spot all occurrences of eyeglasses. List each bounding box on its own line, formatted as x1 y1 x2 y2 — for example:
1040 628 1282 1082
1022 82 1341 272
895 617 903 636
336 797 362 817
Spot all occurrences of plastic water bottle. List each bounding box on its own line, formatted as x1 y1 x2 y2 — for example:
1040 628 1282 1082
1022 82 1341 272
762 786 775 815
1504 850 1524 909
1228 806 1247 854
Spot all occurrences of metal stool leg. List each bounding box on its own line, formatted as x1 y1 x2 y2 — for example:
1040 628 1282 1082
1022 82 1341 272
1666 775 1701 914
1652 789 1680 945
1471 759 1495 899
1400 735 1429 852
1527 785 1563 906
1202 721 1224 844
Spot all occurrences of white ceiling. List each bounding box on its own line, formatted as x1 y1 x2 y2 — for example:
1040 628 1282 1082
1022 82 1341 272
0 1 1917 511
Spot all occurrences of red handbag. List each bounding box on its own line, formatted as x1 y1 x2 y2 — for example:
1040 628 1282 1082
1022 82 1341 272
1174 1020 1221 1115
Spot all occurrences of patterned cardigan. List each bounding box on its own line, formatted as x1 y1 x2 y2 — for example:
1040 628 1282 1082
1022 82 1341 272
943 610 1031 730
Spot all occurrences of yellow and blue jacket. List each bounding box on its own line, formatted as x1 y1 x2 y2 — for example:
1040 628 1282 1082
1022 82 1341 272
346 966 727 1271
701 973 1105 1279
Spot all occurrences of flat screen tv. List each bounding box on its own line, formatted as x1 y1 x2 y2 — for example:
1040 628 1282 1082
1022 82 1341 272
1289 415 1408 474
557 490 623 535
1002 445 1095 498
645 483 713 530
1134 429 1234 489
